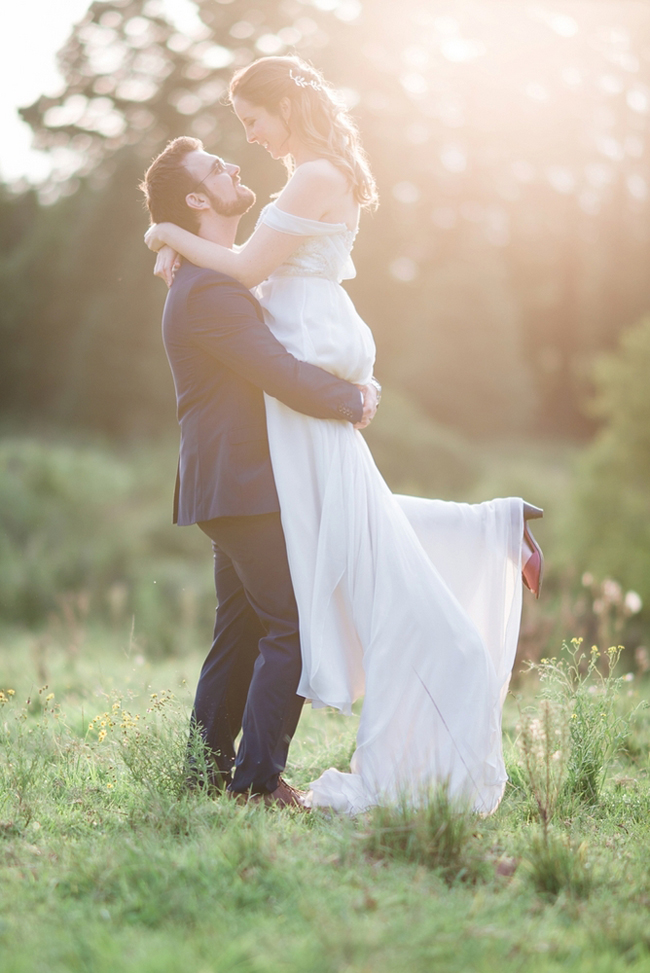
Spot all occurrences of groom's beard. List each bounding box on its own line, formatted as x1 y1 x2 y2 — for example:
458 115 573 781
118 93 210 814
206 184 256 218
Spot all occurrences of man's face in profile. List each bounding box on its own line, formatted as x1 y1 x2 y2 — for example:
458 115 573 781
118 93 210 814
184 150 256 218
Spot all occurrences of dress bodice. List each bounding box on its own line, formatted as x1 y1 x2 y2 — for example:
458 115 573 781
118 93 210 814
257 203 357 283
253 200 375 386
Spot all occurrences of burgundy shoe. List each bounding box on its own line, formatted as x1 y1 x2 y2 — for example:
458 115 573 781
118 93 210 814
523 502 544 522
522 522 544 599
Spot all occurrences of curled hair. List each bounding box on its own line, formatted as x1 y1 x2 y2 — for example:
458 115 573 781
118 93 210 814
229 56 378 209
140 136 203 232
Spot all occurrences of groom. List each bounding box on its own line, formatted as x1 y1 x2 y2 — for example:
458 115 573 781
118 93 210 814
141 137 377 807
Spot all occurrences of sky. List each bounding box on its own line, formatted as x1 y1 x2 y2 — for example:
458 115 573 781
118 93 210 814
0 0 200 185
0 0 92 183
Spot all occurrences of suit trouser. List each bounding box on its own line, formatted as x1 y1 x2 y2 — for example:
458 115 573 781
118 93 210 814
193 512 304 794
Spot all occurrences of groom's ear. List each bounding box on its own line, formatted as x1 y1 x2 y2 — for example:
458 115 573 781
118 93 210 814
185 192 211 212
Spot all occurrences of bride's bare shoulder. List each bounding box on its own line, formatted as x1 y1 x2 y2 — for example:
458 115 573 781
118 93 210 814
276 159 350 220
287 159 349 195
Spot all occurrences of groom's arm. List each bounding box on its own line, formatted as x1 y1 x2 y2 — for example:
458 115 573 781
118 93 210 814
188 276 365 424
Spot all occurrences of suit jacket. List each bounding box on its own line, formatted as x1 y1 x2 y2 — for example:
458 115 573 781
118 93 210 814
162 261 364 525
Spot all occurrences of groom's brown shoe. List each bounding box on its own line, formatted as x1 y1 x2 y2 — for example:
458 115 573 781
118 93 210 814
227 778 310 810
263 778 310 810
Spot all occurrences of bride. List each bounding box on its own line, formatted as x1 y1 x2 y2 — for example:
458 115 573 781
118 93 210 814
145 55 543 815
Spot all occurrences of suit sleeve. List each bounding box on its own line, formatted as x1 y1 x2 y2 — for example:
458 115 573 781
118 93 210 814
187 277 364 423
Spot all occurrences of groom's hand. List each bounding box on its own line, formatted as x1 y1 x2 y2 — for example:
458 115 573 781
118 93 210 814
354 383 379 429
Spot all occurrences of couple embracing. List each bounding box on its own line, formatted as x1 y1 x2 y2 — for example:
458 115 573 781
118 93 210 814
141 55 543 816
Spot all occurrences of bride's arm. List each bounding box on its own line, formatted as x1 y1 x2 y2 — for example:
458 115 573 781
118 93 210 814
146 221 298 289
153 246 181 287
144 162 345 289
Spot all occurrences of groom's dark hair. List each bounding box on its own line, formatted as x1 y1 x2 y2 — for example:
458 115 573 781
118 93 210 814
140 136 203 233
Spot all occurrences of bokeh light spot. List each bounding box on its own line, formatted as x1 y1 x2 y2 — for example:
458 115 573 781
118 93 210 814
230 22 255 40
170 90 202 115
400 73 428 96
547 166 576 194
627 87 649 113
390 257 418 282
116 78 158 102
278 27 302 45
440 144 467 173
167 33 193 53
596 135 624 161
627 174 648 200
599 75 624 95
392 181 421 205
255 34 285 55
440 38 486 63
335 0 362 22
44 95 88 128
585 163 613 188
199 45 234 69
338 87 360 109
525 82 549 102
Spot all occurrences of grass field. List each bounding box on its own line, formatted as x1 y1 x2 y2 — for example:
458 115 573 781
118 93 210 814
2 430 649 971
1 623 650 973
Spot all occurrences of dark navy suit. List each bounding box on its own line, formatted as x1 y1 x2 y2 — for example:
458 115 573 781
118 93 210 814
162 261 363 794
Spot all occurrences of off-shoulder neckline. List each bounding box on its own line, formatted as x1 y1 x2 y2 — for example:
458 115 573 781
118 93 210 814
264 201 358 236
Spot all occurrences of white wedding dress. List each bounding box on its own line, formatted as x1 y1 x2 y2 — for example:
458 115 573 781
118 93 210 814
254 203 523 815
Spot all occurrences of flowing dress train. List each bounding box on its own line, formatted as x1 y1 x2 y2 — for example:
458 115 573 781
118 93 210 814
254 203 523 815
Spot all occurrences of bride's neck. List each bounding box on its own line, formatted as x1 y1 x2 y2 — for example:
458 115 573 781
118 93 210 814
288 140 322 168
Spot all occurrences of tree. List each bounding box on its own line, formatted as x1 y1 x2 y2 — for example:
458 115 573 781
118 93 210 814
394 256 535 437
3 0 650 440
572 315 650 607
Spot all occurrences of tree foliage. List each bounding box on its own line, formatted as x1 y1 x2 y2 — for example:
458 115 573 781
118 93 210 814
572 315 650 605
2 0 650 440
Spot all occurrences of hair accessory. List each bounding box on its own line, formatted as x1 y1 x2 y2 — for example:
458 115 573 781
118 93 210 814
289 69 323 92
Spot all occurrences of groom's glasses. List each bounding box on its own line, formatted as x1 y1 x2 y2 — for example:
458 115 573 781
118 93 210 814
191 157 227 193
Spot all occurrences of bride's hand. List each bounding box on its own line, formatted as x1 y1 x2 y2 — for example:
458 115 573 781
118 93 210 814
144 222 170 252
154 246 181 288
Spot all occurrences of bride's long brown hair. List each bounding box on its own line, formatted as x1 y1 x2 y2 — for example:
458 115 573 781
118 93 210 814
229 56 378 209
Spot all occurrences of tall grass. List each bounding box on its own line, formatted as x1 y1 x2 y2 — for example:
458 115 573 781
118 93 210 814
1 632 650 972
0 437 214 653
518 638 645 814
3 432 650 968
522 830 593 900
361 785 484 884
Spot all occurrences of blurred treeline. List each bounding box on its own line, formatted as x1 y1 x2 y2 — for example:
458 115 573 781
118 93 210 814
2 0 650 650
2 0 650 440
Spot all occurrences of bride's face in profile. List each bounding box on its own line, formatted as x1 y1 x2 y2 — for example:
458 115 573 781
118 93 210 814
232 95 293 160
